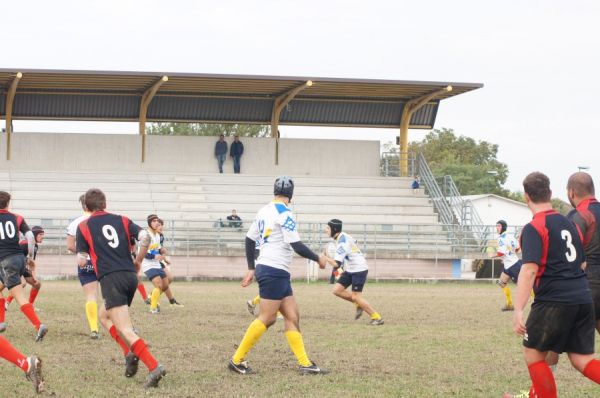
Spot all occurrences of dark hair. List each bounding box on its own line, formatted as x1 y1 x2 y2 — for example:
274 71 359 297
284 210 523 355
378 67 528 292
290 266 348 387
84 188 107 212
147 214 159 227
327 219 343 237
0 191 11 209
523 172 552 203
567 172 595 197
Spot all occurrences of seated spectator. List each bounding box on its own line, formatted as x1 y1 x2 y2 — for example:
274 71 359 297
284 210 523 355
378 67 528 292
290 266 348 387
411 175 421 194
226 209 242 229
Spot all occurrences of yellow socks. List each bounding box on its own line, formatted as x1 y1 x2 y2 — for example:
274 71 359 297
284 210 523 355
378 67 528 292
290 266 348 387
85 301 98 332
252 295 260 306
233 319 267 364
150 287 161 310
285 330 311 367
503 287 513 307
370 312 382 320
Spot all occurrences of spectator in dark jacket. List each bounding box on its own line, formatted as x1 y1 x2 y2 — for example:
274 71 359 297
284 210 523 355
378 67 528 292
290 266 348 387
215 135 228 173
230 135 244 174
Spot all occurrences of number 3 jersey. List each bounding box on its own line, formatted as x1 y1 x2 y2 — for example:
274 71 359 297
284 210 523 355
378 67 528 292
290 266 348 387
521 209 591 304
247 201 301 272
0 209 30 261
76 211 142 279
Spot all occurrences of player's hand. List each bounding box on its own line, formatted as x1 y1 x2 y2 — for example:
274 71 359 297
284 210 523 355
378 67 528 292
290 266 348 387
155 255 164 261
317 255 327 269
513 310 526 336
133 259 141 272
241 270 255 287
27 258 36 269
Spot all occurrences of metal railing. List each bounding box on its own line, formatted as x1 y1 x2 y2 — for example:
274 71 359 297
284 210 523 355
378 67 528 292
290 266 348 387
415 153 457 227
380 151 416 177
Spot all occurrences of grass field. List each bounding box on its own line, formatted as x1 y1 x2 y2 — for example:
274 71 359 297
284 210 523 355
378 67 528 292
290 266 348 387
1 280 599 397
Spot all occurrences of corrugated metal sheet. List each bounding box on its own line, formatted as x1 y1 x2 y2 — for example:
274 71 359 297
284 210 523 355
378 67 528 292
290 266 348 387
0 93 5 116
12 94 139 119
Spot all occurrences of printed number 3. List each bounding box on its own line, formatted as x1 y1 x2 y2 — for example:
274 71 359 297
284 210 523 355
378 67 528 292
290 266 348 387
561 230 577 262
102 225 120 248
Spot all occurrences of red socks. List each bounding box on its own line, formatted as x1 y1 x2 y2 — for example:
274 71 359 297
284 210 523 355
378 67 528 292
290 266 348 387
20 303 41 330
6 296 13 304
131 338 158 371
0 298 5 323
583 359 600 383
29 288 40 304
137 283 148 301
109 325 130 356
0 336 28 372
527 360 556 398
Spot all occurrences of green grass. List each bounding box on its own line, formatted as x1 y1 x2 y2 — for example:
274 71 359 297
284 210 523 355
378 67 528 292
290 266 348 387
1 281 599 397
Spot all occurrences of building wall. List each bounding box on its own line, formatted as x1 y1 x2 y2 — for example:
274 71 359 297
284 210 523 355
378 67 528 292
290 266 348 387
0 133 380 177
471 196 531 227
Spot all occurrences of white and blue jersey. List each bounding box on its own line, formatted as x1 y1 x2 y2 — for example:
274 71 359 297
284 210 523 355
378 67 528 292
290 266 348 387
247 200 301 272
67 214 94 274
141 230 162 273
497 232 520 269
334 232 368 273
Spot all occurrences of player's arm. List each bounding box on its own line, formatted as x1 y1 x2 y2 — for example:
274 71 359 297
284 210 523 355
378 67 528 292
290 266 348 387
18 218 35 259
281 213 326 268
241 220 261 287
75 227 90 268
513 224 542 336
133 225 151 271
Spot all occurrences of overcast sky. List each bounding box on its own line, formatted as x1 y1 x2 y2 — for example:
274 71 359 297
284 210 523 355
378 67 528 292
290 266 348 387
4 0 600 199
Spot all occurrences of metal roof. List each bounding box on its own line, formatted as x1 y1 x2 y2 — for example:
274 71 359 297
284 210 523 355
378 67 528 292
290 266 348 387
0 69 482 128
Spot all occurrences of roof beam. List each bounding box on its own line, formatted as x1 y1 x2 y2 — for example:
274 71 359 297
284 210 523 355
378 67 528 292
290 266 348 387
5 72 22 160
139 76 168 162
399 85 452 176
271 80 313 164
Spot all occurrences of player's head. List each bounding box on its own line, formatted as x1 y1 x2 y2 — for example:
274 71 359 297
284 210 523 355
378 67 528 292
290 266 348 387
32 226 45 243
496 220 507 234
326 219 343 238
274 176 294 200
156 218 164 232
78 194 89 212
0 191 11 209
84 188 106 212
147 214 160 230
523 172 552 206
566 172 595 207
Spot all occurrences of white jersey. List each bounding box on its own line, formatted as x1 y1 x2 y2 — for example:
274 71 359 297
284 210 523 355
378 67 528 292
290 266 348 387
247 200 301 272
497 232 520 268
333 232 368 273
66 214 93 270
141 229 163 272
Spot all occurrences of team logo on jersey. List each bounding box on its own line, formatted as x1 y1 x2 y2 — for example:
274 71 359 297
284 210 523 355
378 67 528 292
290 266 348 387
281 216 296 232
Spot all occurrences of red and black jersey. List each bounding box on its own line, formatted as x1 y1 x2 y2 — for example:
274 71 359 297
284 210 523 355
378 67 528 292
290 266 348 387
568 197 600 282
19 240 38 260
75 211 142 280
0 209 30 261
521 209 591 304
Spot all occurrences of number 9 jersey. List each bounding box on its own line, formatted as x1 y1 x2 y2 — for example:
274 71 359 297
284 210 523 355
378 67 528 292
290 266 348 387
520 209 591 304
76 211 143 280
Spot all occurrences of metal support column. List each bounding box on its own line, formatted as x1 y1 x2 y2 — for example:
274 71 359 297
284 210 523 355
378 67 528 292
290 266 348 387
139 76 168 162
5 72 22 160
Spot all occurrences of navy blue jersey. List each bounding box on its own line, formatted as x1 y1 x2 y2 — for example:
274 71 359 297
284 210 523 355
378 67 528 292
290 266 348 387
0 210 30 260
76 211 142 280
521 209 591 304
568 197 600 282
19 240 38 260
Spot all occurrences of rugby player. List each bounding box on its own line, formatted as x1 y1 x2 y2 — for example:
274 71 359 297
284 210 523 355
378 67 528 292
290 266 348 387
492 220 522 311
228 176 328 375
76 188 166 387
505 172 600 397
322 219 383 325
0 335 43 393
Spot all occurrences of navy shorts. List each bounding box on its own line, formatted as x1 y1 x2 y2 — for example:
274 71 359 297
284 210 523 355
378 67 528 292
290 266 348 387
78 262 98 286
255 264 293 300
100 271 138 310
337 270 368 292
145 267 167 281
0 254 26 290
503 260 523 284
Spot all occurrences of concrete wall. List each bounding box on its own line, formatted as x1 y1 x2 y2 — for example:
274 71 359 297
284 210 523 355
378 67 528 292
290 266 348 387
0 133 380 177
471 195 531 227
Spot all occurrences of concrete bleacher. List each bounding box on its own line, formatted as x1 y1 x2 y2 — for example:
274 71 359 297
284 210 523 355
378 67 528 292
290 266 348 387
1 170 456 258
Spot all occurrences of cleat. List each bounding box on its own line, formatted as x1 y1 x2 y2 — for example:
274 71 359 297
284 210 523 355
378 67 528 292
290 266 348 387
369 318 384 326
144 298 151 305
501 305 515 312
299 362 329 375
25 356 44 394
35 324 48 342
150 308 160 314
169 299 184 307
144 364 166 388
276 313 284 320
90 331 99 340
228 359 252 375
125 352 139 378
0 322 7 333
354 307 364 320
246 300 256 316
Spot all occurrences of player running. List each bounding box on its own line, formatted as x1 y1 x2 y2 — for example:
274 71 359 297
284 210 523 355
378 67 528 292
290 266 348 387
154 218 183 307
322 219 383 325
228 176 328 375
504 172 600 397
66 195 100 339
492 220 522 312
76 188 166 388
0 335 44 393
0 191 48 341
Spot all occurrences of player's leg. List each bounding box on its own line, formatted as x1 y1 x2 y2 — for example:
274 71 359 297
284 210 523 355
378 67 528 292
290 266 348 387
0 285 6 332
25 276 41 306
246 294 260 315
162 266 182 306
4 276 26 309
496 272 514 311
137 272 149 304
82 280 99 338
351 271 382 324
523 347 555 398
0 335 44 393
148 272 163 313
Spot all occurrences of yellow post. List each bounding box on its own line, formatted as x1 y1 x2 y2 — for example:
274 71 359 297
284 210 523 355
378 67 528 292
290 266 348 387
5 72 22 161
139 76 168 162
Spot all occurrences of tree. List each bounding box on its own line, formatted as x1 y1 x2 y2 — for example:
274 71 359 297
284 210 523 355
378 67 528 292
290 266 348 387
146 122 270 137
408 128 509 196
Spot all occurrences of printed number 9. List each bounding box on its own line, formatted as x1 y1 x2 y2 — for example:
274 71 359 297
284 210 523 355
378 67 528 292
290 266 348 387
561 230 577 262
102 225 120 248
